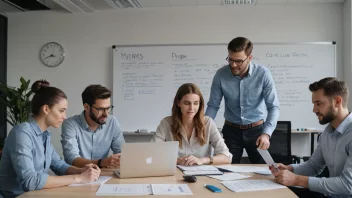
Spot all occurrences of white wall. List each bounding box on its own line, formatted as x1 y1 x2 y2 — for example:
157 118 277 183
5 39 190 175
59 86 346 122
344 0 352 107
6 4 344 158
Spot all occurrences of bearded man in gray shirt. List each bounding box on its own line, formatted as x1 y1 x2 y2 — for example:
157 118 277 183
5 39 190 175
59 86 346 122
270 77 352 198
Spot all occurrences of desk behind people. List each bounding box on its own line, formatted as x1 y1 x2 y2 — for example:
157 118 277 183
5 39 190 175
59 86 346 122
18 165 298 198
291 130 321 155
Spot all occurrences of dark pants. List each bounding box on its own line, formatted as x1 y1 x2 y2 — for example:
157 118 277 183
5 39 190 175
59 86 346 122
288 187 330 198
222 123 265 164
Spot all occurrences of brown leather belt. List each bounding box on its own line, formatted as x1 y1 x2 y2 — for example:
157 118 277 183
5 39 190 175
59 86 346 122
225 120 264 129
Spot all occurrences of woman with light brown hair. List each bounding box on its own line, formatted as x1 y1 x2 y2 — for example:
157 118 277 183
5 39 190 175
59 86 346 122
152 83 232 166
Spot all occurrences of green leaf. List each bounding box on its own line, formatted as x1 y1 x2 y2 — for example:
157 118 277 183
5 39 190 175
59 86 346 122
1 77 33 126
20 77 26 85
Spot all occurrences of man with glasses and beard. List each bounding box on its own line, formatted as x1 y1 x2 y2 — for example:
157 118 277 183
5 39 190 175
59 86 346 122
206 37 280 164
61 85 125 168
270 77 352 198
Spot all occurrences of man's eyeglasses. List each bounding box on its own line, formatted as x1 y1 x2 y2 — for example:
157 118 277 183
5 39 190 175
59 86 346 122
91 105 114 114
226 56 249 66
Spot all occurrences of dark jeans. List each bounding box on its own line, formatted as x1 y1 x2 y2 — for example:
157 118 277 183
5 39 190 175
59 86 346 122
288 187 330 198
222 123 265 164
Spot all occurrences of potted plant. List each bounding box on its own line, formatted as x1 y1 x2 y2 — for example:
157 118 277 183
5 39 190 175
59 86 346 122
0 77 33 159
0 77 33 126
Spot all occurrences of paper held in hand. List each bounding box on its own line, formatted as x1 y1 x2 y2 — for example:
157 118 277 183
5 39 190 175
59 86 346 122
257 149 279 171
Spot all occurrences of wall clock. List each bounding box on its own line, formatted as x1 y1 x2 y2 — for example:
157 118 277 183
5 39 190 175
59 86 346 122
40 42 65 67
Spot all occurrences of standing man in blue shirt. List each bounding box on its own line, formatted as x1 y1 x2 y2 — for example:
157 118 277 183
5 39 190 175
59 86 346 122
206 37 280 164
271 77 352 198
61 85 125 168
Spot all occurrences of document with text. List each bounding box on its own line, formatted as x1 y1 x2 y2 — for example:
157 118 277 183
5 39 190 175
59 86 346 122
96 184 192 196
183 170 223 176
151 184 193 195
216 165 268 173
208 173 251 181
177 165 219 171
96 184 151 196
222 180 286 192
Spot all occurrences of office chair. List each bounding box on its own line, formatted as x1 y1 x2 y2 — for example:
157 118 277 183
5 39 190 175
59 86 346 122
268 121 300 164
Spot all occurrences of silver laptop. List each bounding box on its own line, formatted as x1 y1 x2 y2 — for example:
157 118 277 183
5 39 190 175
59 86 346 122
114 141 178 178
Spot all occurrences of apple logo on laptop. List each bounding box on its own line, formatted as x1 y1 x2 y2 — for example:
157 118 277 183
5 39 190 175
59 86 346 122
146 156 152 164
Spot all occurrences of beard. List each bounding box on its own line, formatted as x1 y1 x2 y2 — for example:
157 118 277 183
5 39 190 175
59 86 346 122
89 109 107 125
317 106 336 125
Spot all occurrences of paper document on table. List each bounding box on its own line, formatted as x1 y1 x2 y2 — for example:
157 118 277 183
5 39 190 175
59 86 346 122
151 184 193 195
257 149 277 169
177 165 219 171
96 184 152 196
208 173 251 181
183 170 223 176
69 176 112 187
222 180 286 192
216 165 268 173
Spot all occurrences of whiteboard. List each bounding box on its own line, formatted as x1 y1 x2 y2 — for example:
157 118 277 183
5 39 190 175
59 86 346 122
112 43 336 132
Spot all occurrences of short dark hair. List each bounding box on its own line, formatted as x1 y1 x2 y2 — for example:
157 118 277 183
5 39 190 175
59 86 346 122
31 80 67 116
309 77 349 107
81 85 111 106
227 37 253 56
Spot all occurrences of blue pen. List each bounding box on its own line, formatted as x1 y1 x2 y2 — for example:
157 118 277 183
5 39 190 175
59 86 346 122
204 184 222 193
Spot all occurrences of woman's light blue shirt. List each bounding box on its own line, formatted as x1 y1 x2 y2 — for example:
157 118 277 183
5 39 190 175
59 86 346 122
0 119 70 197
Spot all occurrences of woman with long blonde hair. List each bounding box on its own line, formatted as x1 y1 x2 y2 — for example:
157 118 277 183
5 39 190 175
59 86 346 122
152 83 232 166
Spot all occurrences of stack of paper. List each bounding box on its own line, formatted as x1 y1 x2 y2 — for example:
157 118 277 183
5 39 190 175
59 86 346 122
177 165 223 176
221 180 286 192
96 184 192 196
177 165 219 171
183 170 223 176
208 173 251 181
216 165 268 173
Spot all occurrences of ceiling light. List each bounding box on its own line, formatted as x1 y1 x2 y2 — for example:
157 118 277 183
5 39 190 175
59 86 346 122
223 0 257 5
52 0 94 13
105 0 142 8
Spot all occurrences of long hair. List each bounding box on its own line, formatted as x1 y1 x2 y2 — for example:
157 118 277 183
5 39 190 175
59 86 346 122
171 83 205 147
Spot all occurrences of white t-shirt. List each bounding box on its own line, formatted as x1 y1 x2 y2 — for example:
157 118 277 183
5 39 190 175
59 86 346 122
152 116 232 160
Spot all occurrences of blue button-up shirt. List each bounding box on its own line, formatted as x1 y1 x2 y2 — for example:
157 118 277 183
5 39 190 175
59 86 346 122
206 62 280 135
0 119 70 197
291 113 352 198
61 111 125 165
